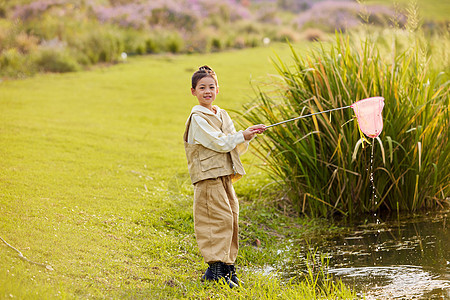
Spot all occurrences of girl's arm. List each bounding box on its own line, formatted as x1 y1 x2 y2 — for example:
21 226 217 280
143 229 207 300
191 115 245 153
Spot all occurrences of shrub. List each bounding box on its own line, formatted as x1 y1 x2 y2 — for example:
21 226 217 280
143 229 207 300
0 48 35 77
184 31 212 53
0 24 9 52
211 37 222 52
301 28 327 42
0 19 24 52
14 32 39 53
165 32 184 53
237 20 263 35
33 48 80 73
245 35 261 47
135 42 146 55
276 27 301 42
233 36 246 49
69 28 124 64
240 31 449 217
19 9 68 41
145 36 161 54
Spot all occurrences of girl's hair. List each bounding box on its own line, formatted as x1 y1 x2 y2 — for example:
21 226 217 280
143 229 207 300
191 65 218 89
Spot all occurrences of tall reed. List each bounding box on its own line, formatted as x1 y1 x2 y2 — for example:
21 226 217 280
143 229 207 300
240 32 449 217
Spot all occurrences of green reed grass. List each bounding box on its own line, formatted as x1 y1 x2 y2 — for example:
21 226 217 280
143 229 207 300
240 31 449 217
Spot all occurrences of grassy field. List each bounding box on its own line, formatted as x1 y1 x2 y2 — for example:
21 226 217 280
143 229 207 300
0 43 352 298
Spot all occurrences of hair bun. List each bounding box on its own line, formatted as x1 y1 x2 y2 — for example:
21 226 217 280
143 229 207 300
199 65 213 72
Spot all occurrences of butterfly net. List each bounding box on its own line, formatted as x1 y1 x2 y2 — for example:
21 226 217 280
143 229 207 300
350 97 385 138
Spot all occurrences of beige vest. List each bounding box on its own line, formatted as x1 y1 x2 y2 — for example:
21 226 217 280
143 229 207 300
184 110 245 185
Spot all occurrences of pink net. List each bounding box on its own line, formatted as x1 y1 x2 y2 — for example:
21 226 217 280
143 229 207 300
350 97 385 138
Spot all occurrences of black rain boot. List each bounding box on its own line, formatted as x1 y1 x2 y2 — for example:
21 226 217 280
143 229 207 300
228 264 241 286
201 266 213 281
203 262 237 288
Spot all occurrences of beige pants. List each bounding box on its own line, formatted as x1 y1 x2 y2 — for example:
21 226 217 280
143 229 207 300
193 176 239 264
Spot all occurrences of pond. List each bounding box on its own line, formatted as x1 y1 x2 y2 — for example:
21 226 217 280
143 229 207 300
283 210 450 299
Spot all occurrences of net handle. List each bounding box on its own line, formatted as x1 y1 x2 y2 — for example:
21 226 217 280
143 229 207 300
266 105 351 128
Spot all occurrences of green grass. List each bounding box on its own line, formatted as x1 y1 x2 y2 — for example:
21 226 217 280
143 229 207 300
0 43 354 298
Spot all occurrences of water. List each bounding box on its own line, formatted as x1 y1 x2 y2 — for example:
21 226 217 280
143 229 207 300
369 139 380 226
284 210 450 299
369 138 376 209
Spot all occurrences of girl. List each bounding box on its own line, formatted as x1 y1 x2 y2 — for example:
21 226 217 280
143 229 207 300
183 65 265 288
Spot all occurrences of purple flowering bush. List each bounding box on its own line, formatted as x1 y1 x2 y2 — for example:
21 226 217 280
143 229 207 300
92 0 251 30
93 2 198 30
295 1 406 32
0 0 439 77
12 0 66 21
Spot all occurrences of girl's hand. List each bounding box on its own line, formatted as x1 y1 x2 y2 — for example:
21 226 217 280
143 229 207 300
243 124 266 140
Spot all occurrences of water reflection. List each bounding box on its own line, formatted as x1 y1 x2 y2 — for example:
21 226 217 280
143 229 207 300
286 210 450 299
330 266 450 299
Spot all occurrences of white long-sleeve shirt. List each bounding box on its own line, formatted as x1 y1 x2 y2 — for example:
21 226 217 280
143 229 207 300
187 105 249 154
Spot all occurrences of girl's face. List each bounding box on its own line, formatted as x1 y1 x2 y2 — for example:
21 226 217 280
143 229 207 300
191 76 218 110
